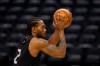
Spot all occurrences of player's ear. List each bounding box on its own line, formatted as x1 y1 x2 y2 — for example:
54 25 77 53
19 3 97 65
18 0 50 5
32 27 37 33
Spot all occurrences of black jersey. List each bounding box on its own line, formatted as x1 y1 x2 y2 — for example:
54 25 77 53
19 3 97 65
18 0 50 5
13 35 42 66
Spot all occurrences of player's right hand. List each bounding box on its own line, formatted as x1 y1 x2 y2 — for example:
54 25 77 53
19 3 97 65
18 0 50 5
53 12 66 30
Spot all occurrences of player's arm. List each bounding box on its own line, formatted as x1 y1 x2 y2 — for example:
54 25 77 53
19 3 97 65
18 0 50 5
48 29 59 45
31 30 66 58
41 13 67 58
48 12 67 45
48 17 60 45
41 30 66 58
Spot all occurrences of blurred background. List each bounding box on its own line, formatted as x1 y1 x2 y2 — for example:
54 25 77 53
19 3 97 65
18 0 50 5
0 0 100 66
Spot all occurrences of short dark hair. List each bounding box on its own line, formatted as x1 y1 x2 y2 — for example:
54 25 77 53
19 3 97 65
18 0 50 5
27 17 41 35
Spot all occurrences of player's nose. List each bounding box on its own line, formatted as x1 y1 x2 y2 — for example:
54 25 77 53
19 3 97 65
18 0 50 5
45 29 47 34
44 28 47 32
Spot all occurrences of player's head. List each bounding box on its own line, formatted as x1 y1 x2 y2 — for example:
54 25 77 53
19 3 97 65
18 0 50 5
27 17 47 38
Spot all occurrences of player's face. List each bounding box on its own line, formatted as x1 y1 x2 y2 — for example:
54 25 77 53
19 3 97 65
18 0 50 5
36 20 47 38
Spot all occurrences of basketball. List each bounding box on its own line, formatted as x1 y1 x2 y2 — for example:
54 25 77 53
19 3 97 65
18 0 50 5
53 8 73 28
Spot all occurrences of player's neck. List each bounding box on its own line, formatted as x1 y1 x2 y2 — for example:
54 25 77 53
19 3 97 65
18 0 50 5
32 33 37 37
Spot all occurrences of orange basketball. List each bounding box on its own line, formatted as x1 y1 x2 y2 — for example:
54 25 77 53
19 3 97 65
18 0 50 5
53 8 73 28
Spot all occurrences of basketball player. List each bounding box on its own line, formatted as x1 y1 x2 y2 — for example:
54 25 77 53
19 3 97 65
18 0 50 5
13 16 67 66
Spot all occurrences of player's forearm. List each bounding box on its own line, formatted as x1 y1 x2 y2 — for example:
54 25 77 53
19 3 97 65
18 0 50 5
58 30 66 57
48 29 59 45
59 30 66 49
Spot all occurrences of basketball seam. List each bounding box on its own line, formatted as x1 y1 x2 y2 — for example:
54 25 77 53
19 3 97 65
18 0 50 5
62 10 72 26
62 11 69 18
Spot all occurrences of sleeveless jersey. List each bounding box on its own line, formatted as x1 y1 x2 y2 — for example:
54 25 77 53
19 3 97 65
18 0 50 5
13 35 42 66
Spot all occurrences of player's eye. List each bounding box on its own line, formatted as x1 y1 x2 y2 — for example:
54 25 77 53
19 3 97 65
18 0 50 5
42 25 46 28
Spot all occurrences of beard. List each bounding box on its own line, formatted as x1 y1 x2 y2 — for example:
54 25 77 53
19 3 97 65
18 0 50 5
37 31 46 39
37 33 45 39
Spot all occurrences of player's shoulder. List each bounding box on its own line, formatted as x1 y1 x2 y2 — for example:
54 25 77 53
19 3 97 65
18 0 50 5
30 37 47 43
30 37 48 48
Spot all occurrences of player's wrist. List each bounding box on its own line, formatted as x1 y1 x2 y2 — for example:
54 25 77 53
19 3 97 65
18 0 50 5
58 29 64 32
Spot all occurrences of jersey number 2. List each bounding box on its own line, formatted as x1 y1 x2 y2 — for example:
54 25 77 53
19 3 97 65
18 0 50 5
14 49 21 64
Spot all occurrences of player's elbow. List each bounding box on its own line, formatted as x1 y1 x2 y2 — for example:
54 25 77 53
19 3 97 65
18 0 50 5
58 55 65 58
57 54 66 58
59 49 66 58
57 51 66 58
61 53 66 58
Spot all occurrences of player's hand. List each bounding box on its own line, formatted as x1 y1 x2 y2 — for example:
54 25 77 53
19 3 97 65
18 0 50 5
53 12 66 30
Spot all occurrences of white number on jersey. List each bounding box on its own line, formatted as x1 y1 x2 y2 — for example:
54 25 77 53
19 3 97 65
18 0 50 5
14 49 21 64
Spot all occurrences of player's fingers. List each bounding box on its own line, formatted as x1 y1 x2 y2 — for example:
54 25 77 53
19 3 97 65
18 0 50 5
53 15 57 26
56 12 59 23
59 12 62 22
58 12 60 24
53 21 56 27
